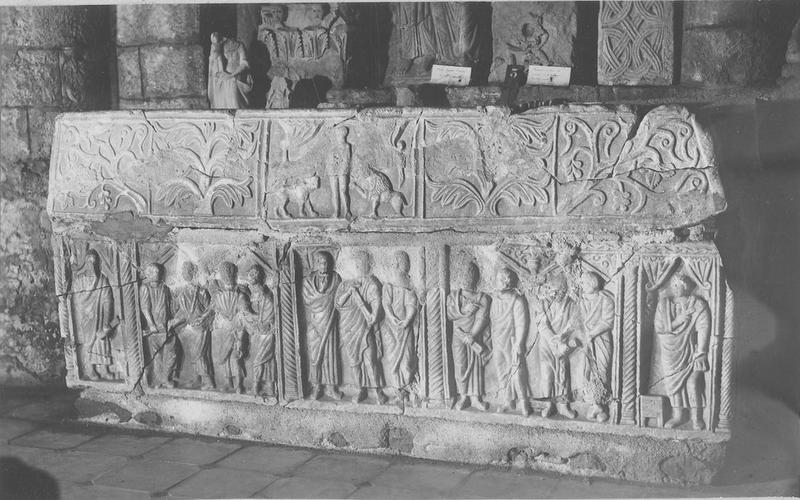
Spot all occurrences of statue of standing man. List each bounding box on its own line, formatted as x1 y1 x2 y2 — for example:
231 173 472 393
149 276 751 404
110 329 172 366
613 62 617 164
73 249 116 381
246 265 276 397
140 263 180 388
491 267 530 416
211 261 250 394
302 251 343 400
336 250 388 404
174 261 215 390
578 271 614 423
382 251 419 404
649 274 711 430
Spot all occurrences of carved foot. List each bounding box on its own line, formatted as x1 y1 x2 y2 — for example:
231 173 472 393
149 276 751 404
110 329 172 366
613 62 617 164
586 404 601 421
556 403 577 419
353 388 366 404
313 385 324 400
541 402 555 418
456 396 469 411
201 377 215 391
88 371 101 382
474 398 490 412
596 410 609 423
521 401 532 417
692 419 706 431
329 386 344 400
375 389 389 405
664 415 684 429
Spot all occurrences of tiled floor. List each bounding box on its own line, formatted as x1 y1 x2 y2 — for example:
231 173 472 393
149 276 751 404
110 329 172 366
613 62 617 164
0 386 797 499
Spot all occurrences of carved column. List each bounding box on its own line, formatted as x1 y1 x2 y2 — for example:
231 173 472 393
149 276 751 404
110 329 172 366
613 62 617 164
424 245 448 405
276 244 302 401
53 235 78 381
117 241 144 389
620 260 639 424
717 281 735 430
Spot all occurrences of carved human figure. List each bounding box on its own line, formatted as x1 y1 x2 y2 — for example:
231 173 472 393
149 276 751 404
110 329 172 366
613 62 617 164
578 271 614 423
245 265 276 397
211 261 250 394
300 4 331 60
506 14 550 66
490 267 530 416
650 274 711 430
302 251 343 400
72 249 116 381
174 261 215 390
446 262 490 411
327 126 352 219
139 263 179 388
208 32 253 109
266 76 291 109
394 3 479 74
535 275 579 419
382 251 420 404
258 4 295 66
335 250 388 404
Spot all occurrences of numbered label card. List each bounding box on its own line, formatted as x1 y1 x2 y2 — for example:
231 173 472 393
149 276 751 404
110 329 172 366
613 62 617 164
430 65 472 86
526 65 572 87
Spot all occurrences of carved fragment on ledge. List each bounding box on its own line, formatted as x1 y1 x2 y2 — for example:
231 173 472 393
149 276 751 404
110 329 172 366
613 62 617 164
598 1 674 85
49 106 724 232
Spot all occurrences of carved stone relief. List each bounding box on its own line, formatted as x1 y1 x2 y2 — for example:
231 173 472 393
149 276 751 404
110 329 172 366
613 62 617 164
208 33 253 109
598 1 675 85
489 2 577 83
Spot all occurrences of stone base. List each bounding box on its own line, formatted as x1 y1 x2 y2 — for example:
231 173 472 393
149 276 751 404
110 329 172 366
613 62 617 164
76 388 728 486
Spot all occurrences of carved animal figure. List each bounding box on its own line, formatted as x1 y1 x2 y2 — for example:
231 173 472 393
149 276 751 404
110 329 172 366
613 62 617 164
353 165 406 218
271 176 320 218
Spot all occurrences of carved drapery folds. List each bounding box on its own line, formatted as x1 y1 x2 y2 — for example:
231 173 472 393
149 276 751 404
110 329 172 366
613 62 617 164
48 105 732 436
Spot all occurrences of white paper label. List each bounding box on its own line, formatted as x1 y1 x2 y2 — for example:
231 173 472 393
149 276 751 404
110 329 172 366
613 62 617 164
430 65 472 86
526 65 572 87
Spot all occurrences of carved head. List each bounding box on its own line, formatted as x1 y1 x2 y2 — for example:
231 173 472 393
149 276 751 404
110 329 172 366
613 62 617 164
85 249 101 276
308 3 328 22
313 251 333 274
218 261 238 288
496 267 517 291
181 261 197 283
261 4 287 26
333 125 349 144
394 250 410 276
145 263 164 283
352 249 371 277
550 273 568 299
248 264 265 286
670 274 694 298
210 32 222 44
457 261 480 291
580 271 603 294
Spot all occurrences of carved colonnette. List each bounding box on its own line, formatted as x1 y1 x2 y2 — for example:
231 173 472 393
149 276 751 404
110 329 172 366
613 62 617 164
48 105 733 484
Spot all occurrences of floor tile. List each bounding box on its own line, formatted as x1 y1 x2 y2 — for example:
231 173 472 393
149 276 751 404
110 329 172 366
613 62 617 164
217 445 315 475
257 476 358 499
450 469 561 499
7 399 77 422
10 428 97 450
143 437 241 465
76 433 172 457
372 462 473 494
547 477 683 498
350 485 446 499
34 450 129 483
61 481 152 500
294 454 391 484
0 418 39 443
167 467 277 498
93 459 199 494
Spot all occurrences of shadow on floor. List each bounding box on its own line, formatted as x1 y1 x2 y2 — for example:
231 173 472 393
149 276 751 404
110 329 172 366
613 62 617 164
0 456 60 500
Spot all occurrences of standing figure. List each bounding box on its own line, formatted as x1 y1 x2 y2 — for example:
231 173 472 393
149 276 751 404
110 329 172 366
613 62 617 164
327 126 352 219
382 251 419 404
578 271 614 422
174 261 215 390
535 275 579 419
336 250 388 404
246 265 276 397
257 4 296 71
302 251 343 400
650 274 711 430
211 261 250 394
446 262 491 411
208 32 253 109
490 267 530 416
140 263 179 388
72 250 116 381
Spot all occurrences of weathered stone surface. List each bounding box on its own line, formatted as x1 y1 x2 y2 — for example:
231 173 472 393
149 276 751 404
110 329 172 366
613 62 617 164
27 108 58 160
0 49 60 107
681 29 756 86
0 108 29 163
140 45 206 99
489 2 577 83
119 97 209 110
0 6 110 48
598 1 674 85
60 46 111 111
325 89 396 108
116 4 200 46
683 0 756 29
117 48 143 100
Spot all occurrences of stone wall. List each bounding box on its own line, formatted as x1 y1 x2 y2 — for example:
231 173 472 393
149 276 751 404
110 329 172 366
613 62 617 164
0 6 113 385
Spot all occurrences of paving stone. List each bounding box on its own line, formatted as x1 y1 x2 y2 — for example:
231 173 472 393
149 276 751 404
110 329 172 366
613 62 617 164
0 418 39 443
35 450 129 483
350 485 446 499
547 477 683 498
10 428 97 450
76 433 172 457
257 476 358 499
294 454 392 484
217 445 315 475
167 467 277 498
93 459 199 494
143 437 241 465
0 395 30 415
372 462 473 494
7 398 77 422
450 469 561 499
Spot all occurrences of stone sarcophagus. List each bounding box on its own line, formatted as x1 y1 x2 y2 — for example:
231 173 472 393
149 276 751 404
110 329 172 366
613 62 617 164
48 105 733 485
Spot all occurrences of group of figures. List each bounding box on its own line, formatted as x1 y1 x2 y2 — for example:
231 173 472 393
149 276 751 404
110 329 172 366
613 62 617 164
208 3 347 110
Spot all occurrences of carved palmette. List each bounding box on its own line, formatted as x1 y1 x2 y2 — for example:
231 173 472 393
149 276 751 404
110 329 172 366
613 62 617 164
276 243 302 400
118 241 144 388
